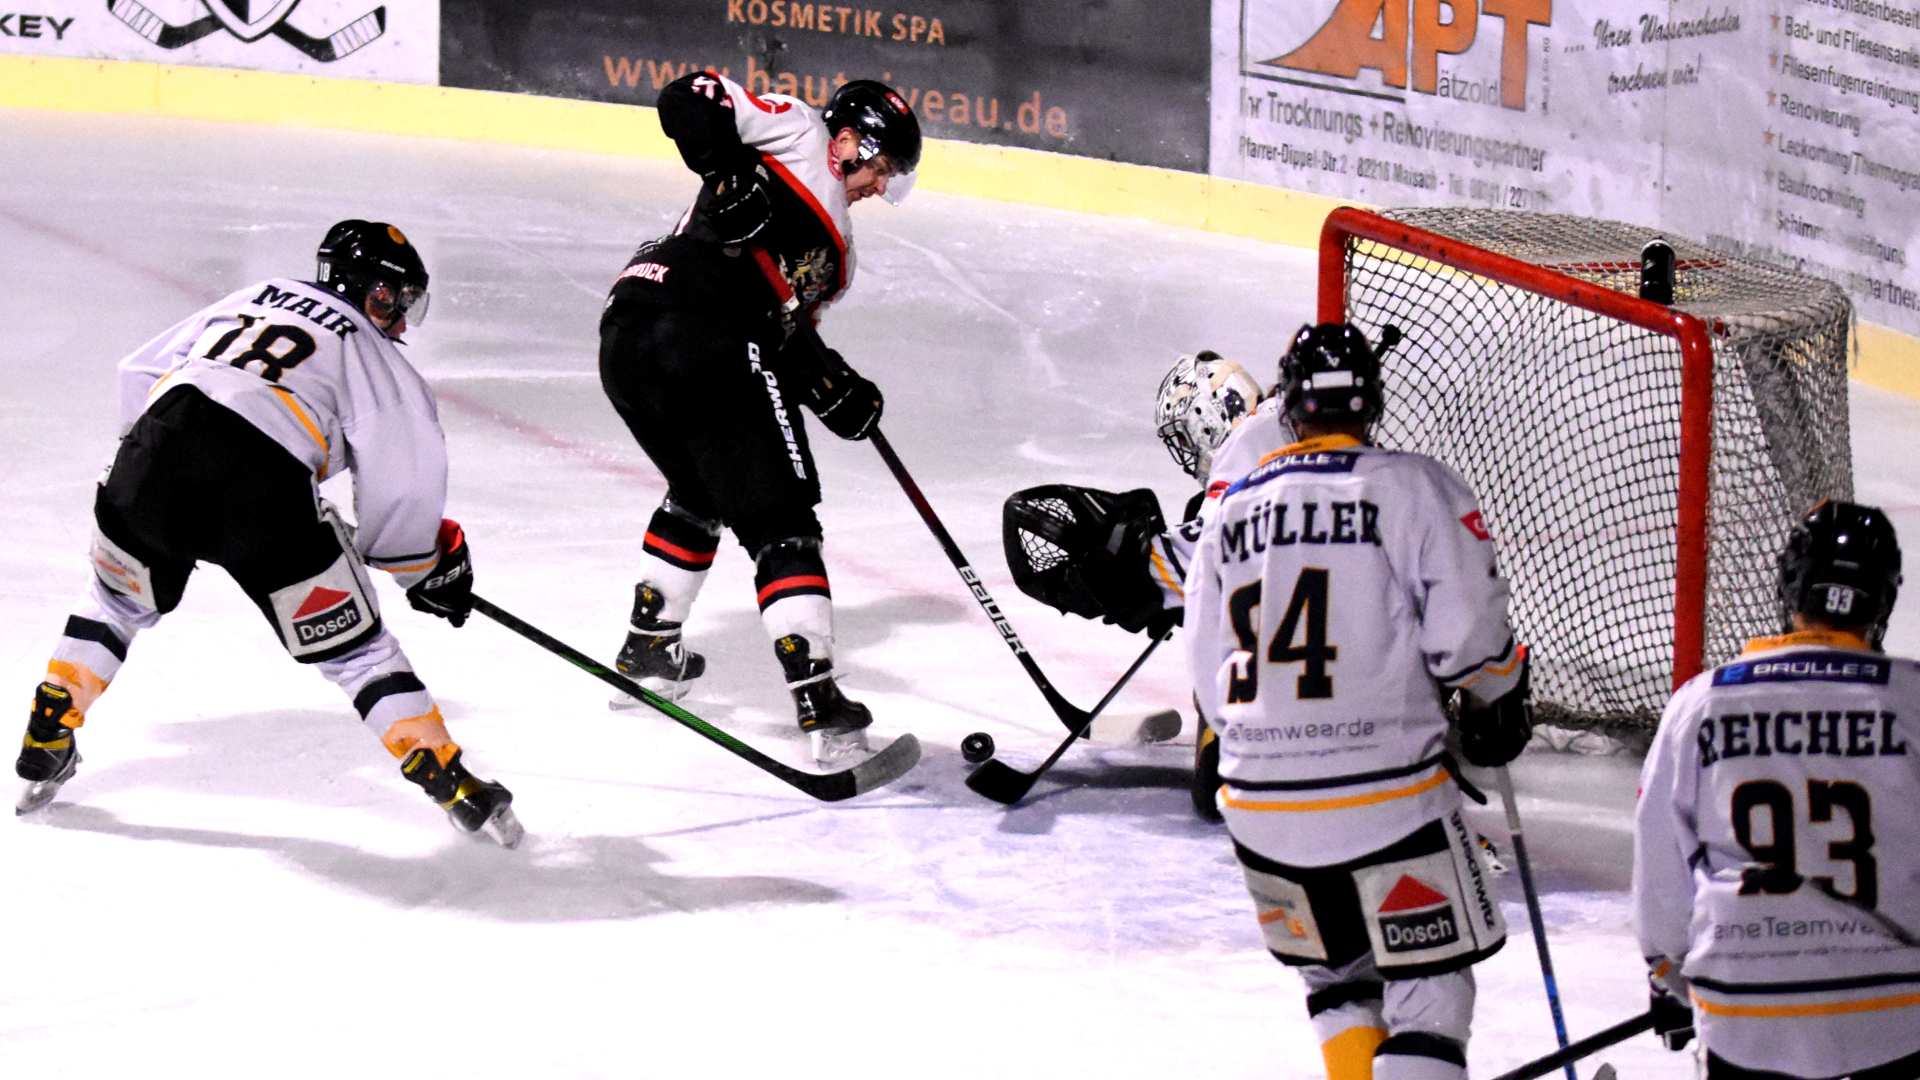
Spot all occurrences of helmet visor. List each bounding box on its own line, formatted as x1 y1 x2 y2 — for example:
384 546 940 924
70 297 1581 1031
367 281 430 326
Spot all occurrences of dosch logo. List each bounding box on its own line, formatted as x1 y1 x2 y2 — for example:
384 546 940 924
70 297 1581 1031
105 0 385 61
1262 0 1551 110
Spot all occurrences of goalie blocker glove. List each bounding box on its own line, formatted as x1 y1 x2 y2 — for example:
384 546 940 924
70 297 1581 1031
1004 484 1173 636
1457 656 1533 768
407 519 474 627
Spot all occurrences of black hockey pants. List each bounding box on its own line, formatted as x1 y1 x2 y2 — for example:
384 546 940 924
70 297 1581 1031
599 302 823 554
95 385 374 649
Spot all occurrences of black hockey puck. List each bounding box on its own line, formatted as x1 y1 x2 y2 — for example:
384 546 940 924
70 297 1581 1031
960 731 995 764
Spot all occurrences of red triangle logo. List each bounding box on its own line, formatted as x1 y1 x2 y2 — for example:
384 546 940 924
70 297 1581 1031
1379 875 1449 913
293 586 351 618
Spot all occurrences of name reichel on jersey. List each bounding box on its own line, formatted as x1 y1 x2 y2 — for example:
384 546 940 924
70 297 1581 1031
1184 434 1522 867
116 277 449 587
1633 631 1920 1075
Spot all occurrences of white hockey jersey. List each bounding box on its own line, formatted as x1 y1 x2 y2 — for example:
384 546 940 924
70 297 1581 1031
117 278 449 587
1634 630 1920 1077
1184 434 1522 866
1147 398 1295 611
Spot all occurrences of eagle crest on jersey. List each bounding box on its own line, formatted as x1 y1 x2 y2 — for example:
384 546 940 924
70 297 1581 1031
1156 351 1266 480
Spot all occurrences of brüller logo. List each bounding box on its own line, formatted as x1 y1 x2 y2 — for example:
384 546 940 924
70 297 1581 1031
106 1 385 62
1376 874 1461 952
291 585 361 644
1249 0 1550 109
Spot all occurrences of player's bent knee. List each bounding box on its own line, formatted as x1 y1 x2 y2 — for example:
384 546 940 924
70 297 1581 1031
1372 1032 1465 1080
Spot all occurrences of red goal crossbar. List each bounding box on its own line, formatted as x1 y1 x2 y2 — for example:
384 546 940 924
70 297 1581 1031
1317 207 1713 690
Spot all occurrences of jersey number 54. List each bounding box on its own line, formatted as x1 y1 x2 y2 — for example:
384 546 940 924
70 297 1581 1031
1227 567 1337 704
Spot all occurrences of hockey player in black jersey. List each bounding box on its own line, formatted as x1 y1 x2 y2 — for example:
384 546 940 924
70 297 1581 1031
599 71 919 761
15 221 522 846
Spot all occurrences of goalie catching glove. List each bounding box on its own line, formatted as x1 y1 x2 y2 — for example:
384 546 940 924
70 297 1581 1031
406 519 474 627
782 326 883 440
1003 484 1173 636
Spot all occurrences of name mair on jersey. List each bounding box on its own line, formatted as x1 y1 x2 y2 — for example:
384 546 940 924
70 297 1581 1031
1377 875 1460 953
293 586 361 645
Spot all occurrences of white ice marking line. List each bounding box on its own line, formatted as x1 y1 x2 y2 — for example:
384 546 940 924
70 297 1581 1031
1015 438 1086 467
874 229 1062 387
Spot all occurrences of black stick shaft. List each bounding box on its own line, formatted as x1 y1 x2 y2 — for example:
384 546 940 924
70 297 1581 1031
1497 767 1576 1080
470 595 909 801
1487 1013 1655 1080
870 428 1089 728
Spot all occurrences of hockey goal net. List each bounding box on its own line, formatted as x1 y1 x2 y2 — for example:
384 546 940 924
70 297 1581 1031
1321 208 1853 734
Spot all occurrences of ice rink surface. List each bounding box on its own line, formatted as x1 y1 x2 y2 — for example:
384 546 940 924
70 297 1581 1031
4 108 1919 1079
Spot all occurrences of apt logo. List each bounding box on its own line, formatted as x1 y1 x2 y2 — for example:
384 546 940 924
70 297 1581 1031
1376 873 1461 952
1254 0 1551 110
106 0 385 61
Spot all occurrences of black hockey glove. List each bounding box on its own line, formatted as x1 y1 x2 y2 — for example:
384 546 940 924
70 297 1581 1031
407 519 473 628
1004 485 1169 635
705 158 772 246
784 328 884 440
1649 967 1695 1051
1457 656 1533 768
813 367 884 440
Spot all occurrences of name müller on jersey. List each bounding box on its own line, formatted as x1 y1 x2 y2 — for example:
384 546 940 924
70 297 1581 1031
1184 435 1522 866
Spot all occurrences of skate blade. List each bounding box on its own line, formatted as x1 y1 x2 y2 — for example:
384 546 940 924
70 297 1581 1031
608 676 693 709
810 727 871 765
480 805 525 849
15 752 80 816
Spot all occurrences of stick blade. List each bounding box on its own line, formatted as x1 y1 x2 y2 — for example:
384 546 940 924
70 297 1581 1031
965 757 1038 805
847 733 921 798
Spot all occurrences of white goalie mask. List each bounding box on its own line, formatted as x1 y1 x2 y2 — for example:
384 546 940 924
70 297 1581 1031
1155 351 1266 481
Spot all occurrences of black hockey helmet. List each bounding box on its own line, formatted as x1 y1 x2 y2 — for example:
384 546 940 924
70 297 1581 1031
1778 499 1902 644
316 219 430 326
1278 322 1395 427
824 80 922 176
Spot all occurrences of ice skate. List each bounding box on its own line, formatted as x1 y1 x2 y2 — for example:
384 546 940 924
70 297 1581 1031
17 682 83 816
612 583 705 707
775 635 872 764
401 746 524 849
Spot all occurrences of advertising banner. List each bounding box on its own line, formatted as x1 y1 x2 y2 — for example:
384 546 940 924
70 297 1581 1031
0 1 438 83
440 0 1211 172
1211 0 1920 336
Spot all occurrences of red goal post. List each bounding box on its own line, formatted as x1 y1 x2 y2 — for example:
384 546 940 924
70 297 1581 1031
1317 207 1852 732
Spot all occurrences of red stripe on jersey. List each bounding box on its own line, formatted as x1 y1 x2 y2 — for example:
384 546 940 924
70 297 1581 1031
749 245 796 306
758 152 848 292
643 532 717 567
757 574 831 606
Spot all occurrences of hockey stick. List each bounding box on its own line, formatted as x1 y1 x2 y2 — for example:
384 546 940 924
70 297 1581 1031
871 427 1110 733
1497 766 1577 1080
107 0 222 48
271 7 387 62
471 595 920 801
1487 1011 1655 1080
965 628 1172 805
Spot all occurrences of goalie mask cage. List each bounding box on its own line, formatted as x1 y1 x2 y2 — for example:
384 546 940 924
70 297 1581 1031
1320 208 1852 733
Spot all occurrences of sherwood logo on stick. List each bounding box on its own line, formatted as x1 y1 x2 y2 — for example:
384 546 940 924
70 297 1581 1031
1377 874 1461 952
106 0 385 62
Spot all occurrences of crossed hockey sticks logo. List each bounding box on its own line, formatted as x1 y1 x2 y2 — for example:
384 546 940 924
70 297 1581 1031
106 1 385 62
